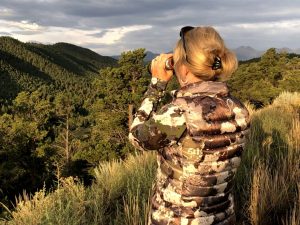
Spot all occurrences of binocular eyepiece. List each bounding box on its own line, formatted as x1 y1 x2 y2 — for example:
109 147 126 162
147 57 174 74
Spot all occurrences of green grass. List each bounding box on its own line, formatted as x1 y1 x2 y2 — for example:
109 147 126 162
1 92 299 225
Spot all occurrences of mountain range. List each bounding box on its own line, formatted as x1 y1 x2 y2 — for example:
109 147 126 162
1 35 300 102
112 46 300 62
233 46 300 61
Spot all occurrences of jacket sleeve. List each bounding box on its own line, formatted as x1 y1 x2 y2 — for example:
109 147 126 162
128 77 186 151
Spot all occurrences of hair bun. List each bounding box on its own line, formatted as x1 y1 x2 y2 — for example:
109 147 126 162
212 56 222 70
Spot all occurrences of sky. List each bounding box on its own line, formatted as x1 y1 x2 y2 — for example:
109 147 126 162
0 0 300 56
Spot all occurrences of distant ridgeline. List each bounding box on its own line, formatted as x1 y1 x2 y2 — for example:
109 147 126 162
0 36 117 101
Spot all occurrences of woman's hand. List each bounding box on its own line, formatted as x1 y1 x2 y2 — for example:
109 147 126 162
150 53 174 82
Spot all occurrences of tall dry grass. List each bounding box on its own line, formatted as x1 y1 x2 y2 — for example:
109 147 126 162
281 184 300 225
1 91 299 225
235 91 300 225
0 152 157 225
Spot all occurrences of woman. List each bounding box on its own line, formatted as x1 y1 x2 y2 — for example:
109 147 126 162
129 26 250 225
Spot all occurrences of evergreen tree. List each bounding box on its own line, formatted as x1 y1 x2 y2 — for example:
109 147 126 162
89 48 149 161
228 48 300 105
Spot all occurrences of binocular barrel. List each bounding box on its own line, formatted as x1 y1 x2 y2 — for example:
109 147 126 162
147 57 174 74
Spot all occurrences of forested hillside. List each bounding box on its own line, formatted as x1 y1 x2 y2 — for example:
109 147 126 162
0 36 117 101
228 48 300 106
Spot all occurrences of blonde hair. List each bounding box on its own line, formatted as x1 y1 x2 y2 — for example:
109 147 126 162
173 26 238 81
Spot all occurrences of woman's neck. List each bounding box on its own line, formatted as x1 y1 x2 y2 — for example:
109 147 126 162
178 72 203 87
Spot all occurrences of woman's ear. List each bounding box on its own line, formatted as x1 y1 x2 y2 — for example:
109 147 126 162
176 64 185 78
175 63 192 86
181 64 190 81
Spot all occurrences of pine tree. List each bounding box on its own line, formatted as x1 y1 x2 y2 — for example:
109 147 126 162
90 48 149 160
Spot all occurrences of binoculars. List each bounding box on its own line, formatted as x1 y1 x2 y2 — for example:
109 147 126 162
147 57 174 75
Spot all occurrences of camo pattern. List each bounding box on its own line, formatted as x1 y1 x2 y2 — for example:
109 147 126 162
129 78 250 225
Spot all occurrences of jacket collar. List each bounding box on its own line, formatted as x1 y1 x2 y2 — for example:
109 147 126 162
174 81 229 98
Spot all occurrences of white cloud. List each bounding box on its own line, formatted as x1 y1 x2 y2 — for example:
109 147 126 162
231 20 300 30
0 19 45 33
0 20 152 53
0 7 13 16
95 25 152 44
19 20 43 31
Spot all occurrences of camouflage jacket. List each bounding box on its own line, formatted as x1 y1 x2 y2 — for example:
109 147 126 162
129 77 250 225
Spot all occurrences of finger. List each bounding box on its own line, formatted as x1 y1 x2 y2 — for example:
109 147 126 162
151 57 158 69
152 57 158 65
157 55 163 61
154 57 164 68
166 70 174 78
160 53 173 61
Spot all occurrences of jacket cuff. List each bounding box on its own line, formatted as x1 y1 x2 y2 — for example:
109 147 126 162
144 77 168 99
